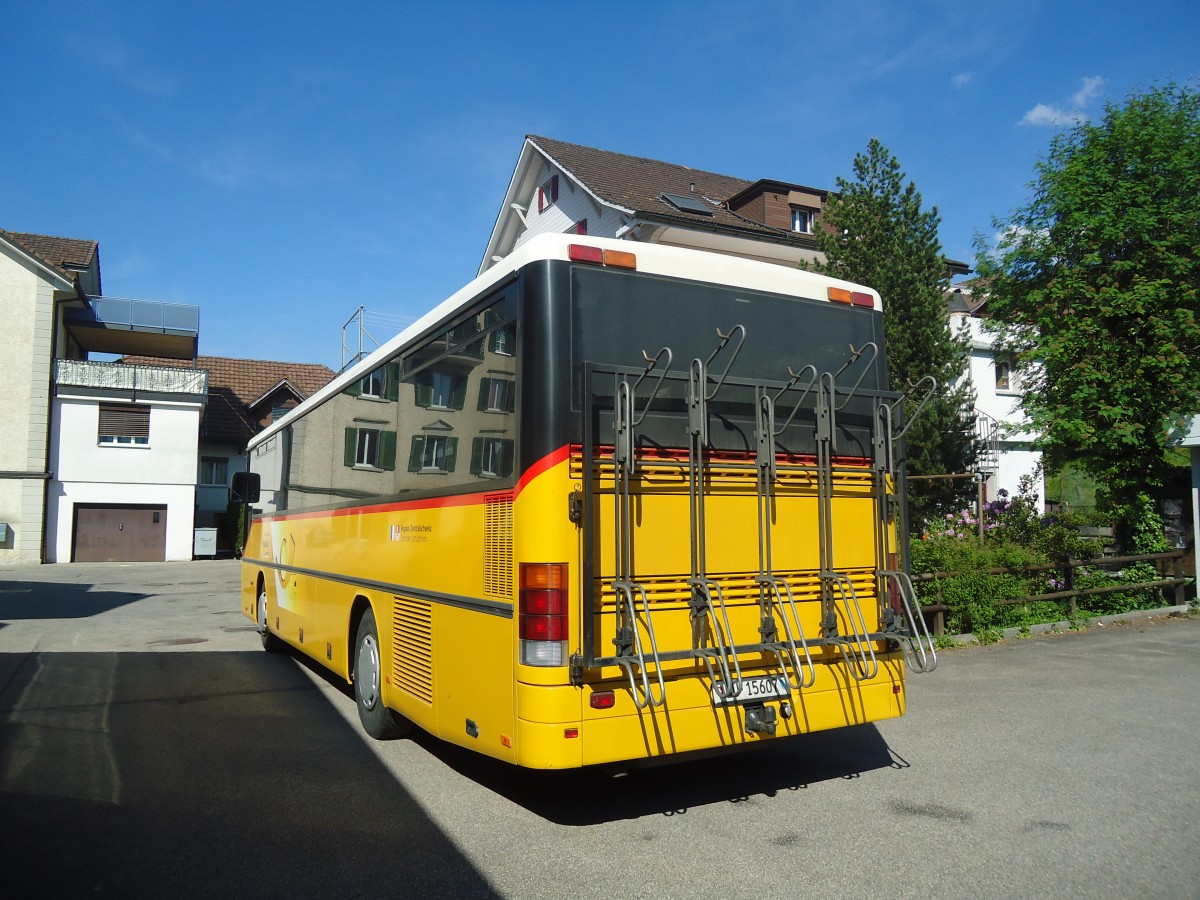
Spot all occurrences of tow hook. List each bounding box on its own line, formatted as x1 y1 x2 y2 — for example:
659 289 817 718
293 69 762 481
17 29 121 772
744 703 777 735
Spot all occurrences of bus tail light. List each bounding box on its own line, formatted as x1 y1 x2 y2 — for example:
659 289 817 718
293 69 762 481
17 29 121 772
520 563 569 666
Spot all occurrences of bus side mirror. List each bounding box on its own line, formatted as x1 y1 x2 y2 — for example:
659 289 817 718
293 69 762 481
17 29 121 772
231 471 260 504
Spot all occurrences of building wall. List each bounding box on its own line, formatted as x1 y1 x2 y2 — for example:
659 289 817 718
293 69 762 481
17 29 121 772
46 397 202 561
957 313 1044 508
0 244 56 563
511 167 625 252
196 442 243 527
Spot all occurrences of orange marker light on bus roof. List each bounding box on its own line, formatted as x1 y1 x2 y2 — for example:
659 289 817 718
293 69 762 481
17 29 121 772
828 287 853 304
603 249 637 270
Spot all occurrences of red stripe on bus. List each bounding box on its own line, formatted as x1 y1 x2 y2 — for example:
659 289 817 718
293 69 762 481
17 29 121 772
257 445 573 523
266 492 488 523
515 445 572 497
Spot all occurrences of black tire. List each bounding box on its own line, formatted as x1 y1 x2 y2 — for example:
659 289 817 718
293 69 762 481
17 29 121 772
257 584 284 653
353 607 411 740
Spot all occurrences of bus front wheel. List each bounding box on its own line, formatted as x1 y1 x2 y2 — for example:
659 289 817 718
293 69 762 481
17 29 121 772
258 584 284 653
353 608 411 740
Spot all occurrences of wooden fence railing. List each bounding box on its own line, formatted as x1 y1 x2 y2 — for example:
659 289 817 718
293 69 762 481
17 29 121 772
911 550 1190 636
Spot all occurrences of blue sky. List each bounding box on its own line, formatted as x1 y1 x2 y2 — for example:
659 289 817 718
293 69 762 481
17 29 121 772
4 1 1198 370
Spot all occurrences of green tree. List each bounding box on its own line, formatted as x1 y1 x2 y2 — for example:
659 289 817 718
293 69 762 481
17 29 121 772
977 83 1200 552
808 138 977 526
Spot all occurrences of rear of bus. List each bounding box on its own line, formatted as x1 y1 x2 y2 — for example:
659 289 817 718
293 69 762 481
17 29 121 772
508 237 935 769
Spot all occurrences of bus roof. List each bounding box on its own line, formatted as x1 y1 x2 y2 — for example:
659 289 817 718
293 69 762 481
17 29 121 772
249 234 882 449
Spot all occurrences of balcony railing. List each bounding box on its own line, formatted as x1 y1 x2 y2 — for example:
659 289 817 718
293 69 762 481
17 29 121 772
63 295 200 359
72 296 200 334
55 359 208 397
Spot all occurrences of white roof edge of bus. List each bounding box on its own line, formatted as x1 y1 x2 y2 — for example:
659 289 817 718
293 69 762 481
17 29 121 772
249 234 882 449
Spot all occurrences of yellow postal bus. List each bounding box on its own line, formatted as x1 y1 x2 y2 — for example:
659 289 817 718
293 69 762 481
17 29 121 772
237 233 935 769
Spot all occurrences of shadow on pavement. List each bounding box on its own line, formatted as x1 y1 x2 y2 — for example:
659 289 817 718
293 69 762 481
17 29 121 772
0 651 497 899
409 718 902 827
275 643 903 827
0 577 148 621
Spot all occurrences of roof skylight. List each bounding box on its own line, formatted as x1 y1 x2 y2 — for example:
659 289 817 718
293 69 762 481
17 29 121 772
660 192 715 216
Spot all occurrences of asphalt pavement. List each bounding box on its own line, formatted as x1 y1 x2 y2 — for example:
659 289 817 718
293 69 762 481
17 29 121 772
1 559 1198 899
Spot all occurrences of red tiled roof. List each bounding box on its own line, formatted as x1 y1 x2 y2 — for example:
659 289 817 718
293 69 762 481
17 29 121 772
121 354 336 446
1 229 98 281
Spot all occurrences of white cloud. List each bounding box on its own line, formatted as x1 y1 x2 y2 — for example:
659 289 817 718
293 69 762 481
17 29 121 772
1019 76 1106 127
1072 75 1105 107
1020 103 1076 127
953 73 971 89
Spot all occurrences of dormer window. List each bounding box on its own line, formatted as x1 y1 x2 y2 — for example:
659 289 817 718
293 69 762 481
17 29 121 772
791 207 814 234
538 175 559 213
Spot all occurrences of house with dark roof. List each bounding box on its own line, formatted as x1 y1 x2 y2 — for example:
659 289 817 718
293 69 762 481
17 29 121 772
0 228 206 563
481 136 837 274
481 136 1028 502
121 355 335 532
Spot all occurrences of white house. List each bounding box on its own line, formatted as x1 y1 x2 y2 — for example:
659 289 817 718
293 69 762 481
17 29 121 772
45 359 206 562
0 229 205 563
948 289 1044 509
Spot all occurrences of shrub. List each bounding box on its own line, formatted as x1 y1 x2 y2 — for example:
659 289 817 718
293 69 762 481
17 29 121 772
909 477 1169 635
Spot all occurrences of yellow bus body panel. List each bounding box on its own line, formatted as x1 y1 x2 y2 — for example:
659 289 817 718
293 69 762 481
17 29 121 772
241 450 908 770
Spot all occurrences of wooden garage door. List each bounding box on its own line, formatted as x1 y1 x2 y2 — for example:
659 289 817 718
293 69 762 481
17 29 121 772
73 505 168 562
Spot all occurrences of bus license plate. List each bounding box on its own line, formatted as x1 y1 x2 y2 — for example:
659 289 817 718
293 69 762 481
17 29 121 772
712 674 789 705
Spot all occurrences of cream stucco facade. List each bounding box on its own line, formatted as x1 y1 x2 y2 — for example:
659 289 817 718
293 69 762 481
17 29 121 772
0 236 79 562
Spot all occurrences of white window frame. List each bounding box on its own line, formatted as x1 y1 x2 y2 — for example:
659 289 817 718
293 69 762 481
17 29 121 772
485 378 512 413
356 428 380 467
790 207 814 234
199 456 228 486
430 371 454 409
479 438 504 477
360 368 385 398
421 435 448 472
995 360 1018 393
490 326 513 356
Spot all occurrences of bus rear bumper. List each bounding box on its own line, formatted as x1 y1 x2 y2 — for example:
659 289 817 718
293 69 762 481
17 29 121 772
514 654 905 770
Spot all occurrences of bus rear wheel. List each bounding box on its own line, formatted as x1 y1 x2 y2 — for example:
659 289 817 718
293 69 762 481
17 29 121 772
353 608 411 740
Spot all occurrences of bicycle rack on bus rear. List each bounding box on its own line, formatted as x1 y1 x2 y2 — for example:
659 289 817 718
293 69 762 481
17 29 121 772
609 347 671 709
575 333 939 706
871 377 940 673
754 366 819 691
686 325 748 702
810 344 882 682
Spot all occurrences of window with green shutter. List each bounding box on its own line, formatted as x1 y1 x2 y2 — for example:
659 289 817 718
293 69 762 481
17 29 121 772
470 437 513 478
409 434 457 473
477 378 514 412
345 426 396 470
